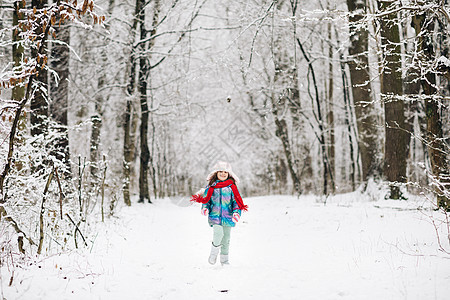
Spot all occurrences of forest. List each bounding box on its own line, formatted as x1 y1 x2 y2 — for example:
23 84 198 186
0 0 450 297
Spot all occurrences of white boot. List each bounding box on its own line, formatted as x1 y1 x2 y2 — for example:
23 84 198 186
208 243 220 265
220 254 229 265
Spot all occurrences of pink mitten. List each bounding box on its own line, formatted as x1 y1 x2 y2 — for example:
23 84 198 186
201 208 209 216
232 213 240 223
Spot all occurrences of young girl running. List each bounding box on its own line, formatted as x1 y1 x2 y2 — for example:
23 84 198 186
191 161 248 265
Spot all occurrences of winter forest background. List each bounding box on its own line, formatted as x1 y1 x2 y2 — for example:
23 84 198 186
1 0 450 298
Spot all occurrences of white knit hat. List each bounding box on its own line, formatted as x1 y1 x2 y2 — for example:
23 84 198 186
206 161 240 184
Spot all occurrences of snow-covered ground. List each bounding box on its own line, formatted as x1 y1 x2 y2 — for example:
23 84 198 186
2 193 450 299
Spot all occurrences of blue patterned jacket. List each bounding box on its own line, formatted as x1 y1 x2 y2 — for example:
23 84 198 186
201 181 241 227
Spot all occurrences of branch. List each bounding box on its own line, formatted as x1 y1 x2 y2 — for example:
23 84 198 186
38 168 55 254
65 213 88 248
248 0 276 67
53 168 64 220
296 38 321 127
150 0 208 69
0 206 36 246
135 25 244 48
374 3 450 23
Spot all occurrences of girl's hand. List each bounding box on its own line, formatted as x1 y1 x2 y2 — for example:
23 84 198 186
232 213 240 223
201 208 209 216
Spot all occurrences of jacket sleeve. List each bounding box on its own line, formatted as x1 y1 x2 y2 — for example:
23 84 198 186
231 191 241 216
201 186 210 211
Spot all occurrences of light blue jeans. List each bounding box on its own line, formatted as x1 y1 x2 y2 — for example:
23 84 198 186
212 225 232 255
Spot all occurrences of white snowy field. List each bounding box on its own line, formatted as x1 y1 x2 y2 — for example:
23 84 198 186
2 193 450 300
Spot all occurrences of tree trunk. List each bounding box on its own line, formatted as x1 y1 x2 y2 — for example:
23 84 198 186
49 20 71 176
378 0 407 199
123 93 133 206
90 99 102 180
12 1 26 154
412 13 450 210
340 56 356 191
149 116 158 199
12 1 25 105
90 0 115 181
346 0 379 182
137 0 159 203
123 0 142 206
138 51 151 203
297 38 334 195
271 54 302 194
404 67 426 189
326 20 335 192
30 0 48 138
146 0 161 201
274 117 302 194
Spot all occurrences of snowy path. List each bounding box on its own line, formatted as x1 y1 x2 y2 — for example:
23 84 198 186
2 194 450 299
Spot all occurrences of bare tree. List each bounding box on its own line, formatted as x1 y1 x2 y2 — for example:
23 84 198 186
30 0 49 139
136 0 157 203
89 0 115 193
411 10 450 210
378 0 407 199
326 15 335 192
270 0 302 195
12 1 25 107
123 0 142 206
346 0 380 183
1 0 104 254
49 18 71 176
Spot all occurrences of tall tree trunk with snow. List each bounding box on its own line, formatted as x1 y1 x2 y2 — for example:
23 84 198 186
138 60 151 203
297 38 334 195
288 0 315 194
326 20 335 192
136 0 161 203
49 21 71 176
340 57 357 190
146 0 161 200
30 0 48 139
123 0 142 206
346 0 379 183
12 1 26 143
378 0 406 199
412 13 450 210
90 0 115 181
12 1 25 105
149 116 158 198
271 36 301 194
272 111 301 195
123 90 134 206
90 96 102 181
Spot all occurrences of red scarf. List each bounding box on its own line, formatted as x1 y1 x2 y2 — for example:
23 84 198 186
191 179 248 211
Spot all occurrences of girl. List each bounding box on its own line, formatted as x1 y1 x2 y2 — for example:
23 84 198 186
191 161 248 265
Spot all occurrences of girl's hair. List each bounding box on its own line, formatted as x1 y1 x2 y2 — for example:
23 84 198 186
208 171 235 187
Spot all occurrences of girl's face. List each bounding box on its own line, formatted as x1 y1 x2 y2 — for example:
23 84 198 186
217 171 229 181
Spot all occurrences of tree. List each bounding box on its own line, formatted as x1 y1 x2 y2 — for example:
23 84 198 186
377 0 407 199
123 0 142 206
136 0 156 203
122 0 208 203
12 1 25 106
411 9 450 209
346 0 380 183
49 13 71 176
270 8 301 194
89 0 115 199
0 0 104 254
30 0 49 139
326 11 335 191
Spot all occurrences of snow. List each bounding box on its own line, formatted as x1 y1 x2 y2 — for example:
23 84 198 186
438 56 450 68
2 193 450 299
